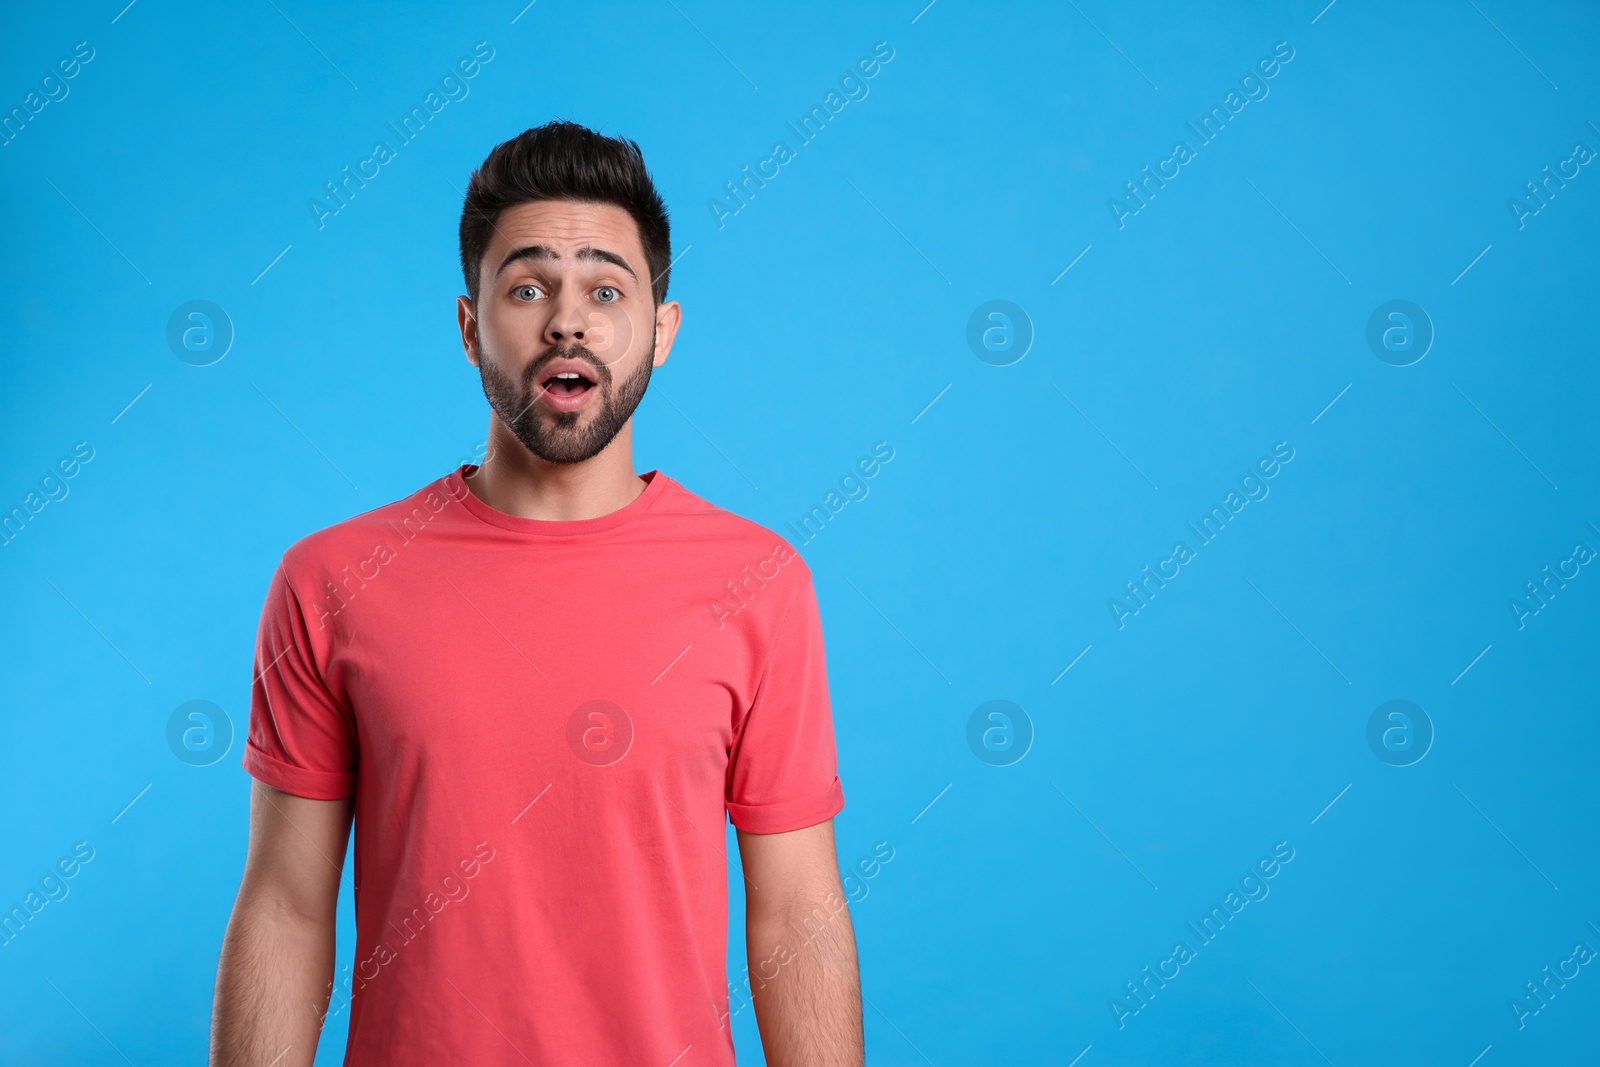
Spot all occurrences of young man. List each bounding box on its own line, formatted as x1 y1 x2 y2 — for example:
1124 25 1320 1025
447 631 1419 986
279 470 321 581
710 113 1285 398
211 121 862 1066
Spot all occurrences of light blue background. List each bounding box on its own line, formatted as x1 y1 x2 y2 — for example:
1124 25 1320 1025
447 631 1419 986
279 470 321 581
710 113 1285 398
3 1 1597 1064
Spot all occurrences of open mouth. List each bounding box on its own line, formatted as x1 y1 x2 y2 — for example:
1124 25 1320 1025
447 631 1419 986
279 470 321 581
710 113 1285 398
542 370 596 398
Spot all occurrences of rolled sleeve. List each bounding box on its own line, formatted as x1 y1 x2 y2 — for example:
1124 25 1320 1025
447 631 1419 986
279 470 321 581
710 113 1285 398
725 568 845 833
241 560 357 800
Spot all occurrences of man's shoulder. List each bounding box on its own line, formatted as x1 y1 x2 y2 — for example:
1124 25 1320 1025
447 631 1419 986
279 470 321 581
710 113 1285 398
653 471 812 579
275 469 461 578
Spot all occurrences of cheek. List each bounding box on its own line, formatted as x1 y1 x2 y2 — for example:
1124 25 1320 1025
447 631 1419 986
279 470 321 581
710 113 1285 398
479 307 542 371
583 306 645 368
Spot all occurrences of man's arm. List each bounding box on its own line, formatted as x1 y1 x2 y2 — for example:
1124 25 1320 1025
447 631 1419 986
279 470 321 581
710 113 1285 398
737 819 864 1067
211 781 353 1067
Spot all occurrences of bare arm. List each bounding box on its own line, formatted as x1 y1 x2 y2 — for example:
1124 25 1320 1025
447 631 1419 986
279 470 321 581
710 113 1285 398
738 819 864 1067
211 781 353 1067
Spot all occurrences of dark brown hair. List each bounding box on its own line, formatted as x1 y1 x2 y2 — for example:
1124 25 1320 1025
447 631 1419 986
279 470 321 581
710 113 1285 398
458 120 672 305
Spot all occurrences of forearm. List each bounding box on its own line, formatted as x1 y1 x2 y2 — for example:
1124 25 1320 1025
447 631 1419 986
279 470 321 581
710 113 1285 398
746 889 864 1067
210 896 336 1067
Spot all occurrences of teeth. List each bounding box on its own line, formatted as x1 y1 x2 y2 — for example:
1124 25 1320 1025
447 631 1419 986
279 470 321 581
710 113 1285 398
555 372 580 379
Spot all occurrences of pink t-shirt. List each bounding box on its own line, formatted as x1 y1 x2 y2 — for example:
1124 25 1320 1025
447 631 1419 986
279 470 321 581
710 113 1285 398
241 465 845 1065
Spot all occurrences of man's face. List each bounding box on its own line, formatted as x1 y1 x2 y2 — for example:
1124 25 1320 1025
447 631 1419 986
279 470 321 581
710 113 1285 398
458 199 679 465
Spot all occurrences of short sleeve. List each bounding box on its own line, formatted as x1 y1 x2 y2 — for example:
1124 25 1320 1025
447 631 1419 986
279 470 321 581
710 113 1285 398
241 560 358 800
725 569 845 833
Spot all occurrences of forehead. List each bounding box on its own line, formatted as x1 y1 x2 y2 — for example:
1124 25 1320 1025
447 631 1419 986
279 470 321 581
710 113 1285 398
485 199 646 269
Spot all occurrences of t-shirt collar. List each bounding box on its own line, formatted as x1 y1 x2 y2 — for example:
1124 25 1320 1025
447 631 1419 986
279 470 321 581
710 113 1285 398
445 464 669 539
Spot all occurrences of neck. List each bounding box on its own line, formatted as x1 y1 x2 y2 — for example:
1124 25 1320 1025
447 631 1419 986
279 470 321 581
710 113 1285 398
464 419 646 521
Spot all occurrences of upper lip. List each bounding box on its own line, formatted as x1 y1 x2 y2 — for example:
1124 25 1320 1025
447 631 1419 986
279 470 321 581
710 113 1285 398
538 358 600 386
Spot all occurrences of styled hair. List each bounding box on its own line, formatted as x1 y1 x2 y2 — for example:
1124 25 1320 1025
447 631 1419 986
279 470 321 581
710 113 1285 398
458 120 672 305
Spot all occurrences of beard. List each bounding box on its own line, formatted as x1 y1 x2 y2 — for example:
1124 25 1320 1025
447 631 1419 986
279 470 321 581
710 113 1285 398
477 331 655 465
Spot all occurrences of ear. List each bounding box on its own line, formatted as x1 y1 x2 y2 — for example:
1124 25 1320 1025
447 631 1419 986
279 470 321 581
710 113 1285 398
652 299 682 369
457 295 480 368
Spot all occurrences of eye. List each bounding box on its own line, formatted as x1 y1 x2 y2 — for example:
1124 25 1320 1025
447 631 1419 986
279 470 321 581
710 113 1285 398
514 284 542 301
594 286 620 303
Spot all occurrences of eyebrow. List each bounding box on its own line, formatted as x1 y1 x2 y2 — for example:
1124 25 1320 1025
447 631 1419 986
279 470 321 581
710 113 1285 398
493 244 638 283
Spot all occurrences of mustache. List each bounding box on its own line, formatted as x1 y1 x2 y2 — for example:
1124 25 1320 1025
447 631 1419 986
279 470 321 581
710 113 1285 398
503 345 611 425
524 344 611 388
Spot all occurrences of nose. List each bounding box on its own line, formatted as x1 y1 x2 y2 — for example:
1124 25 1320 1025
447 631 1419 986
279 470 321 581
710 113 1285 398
543 290 588 348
